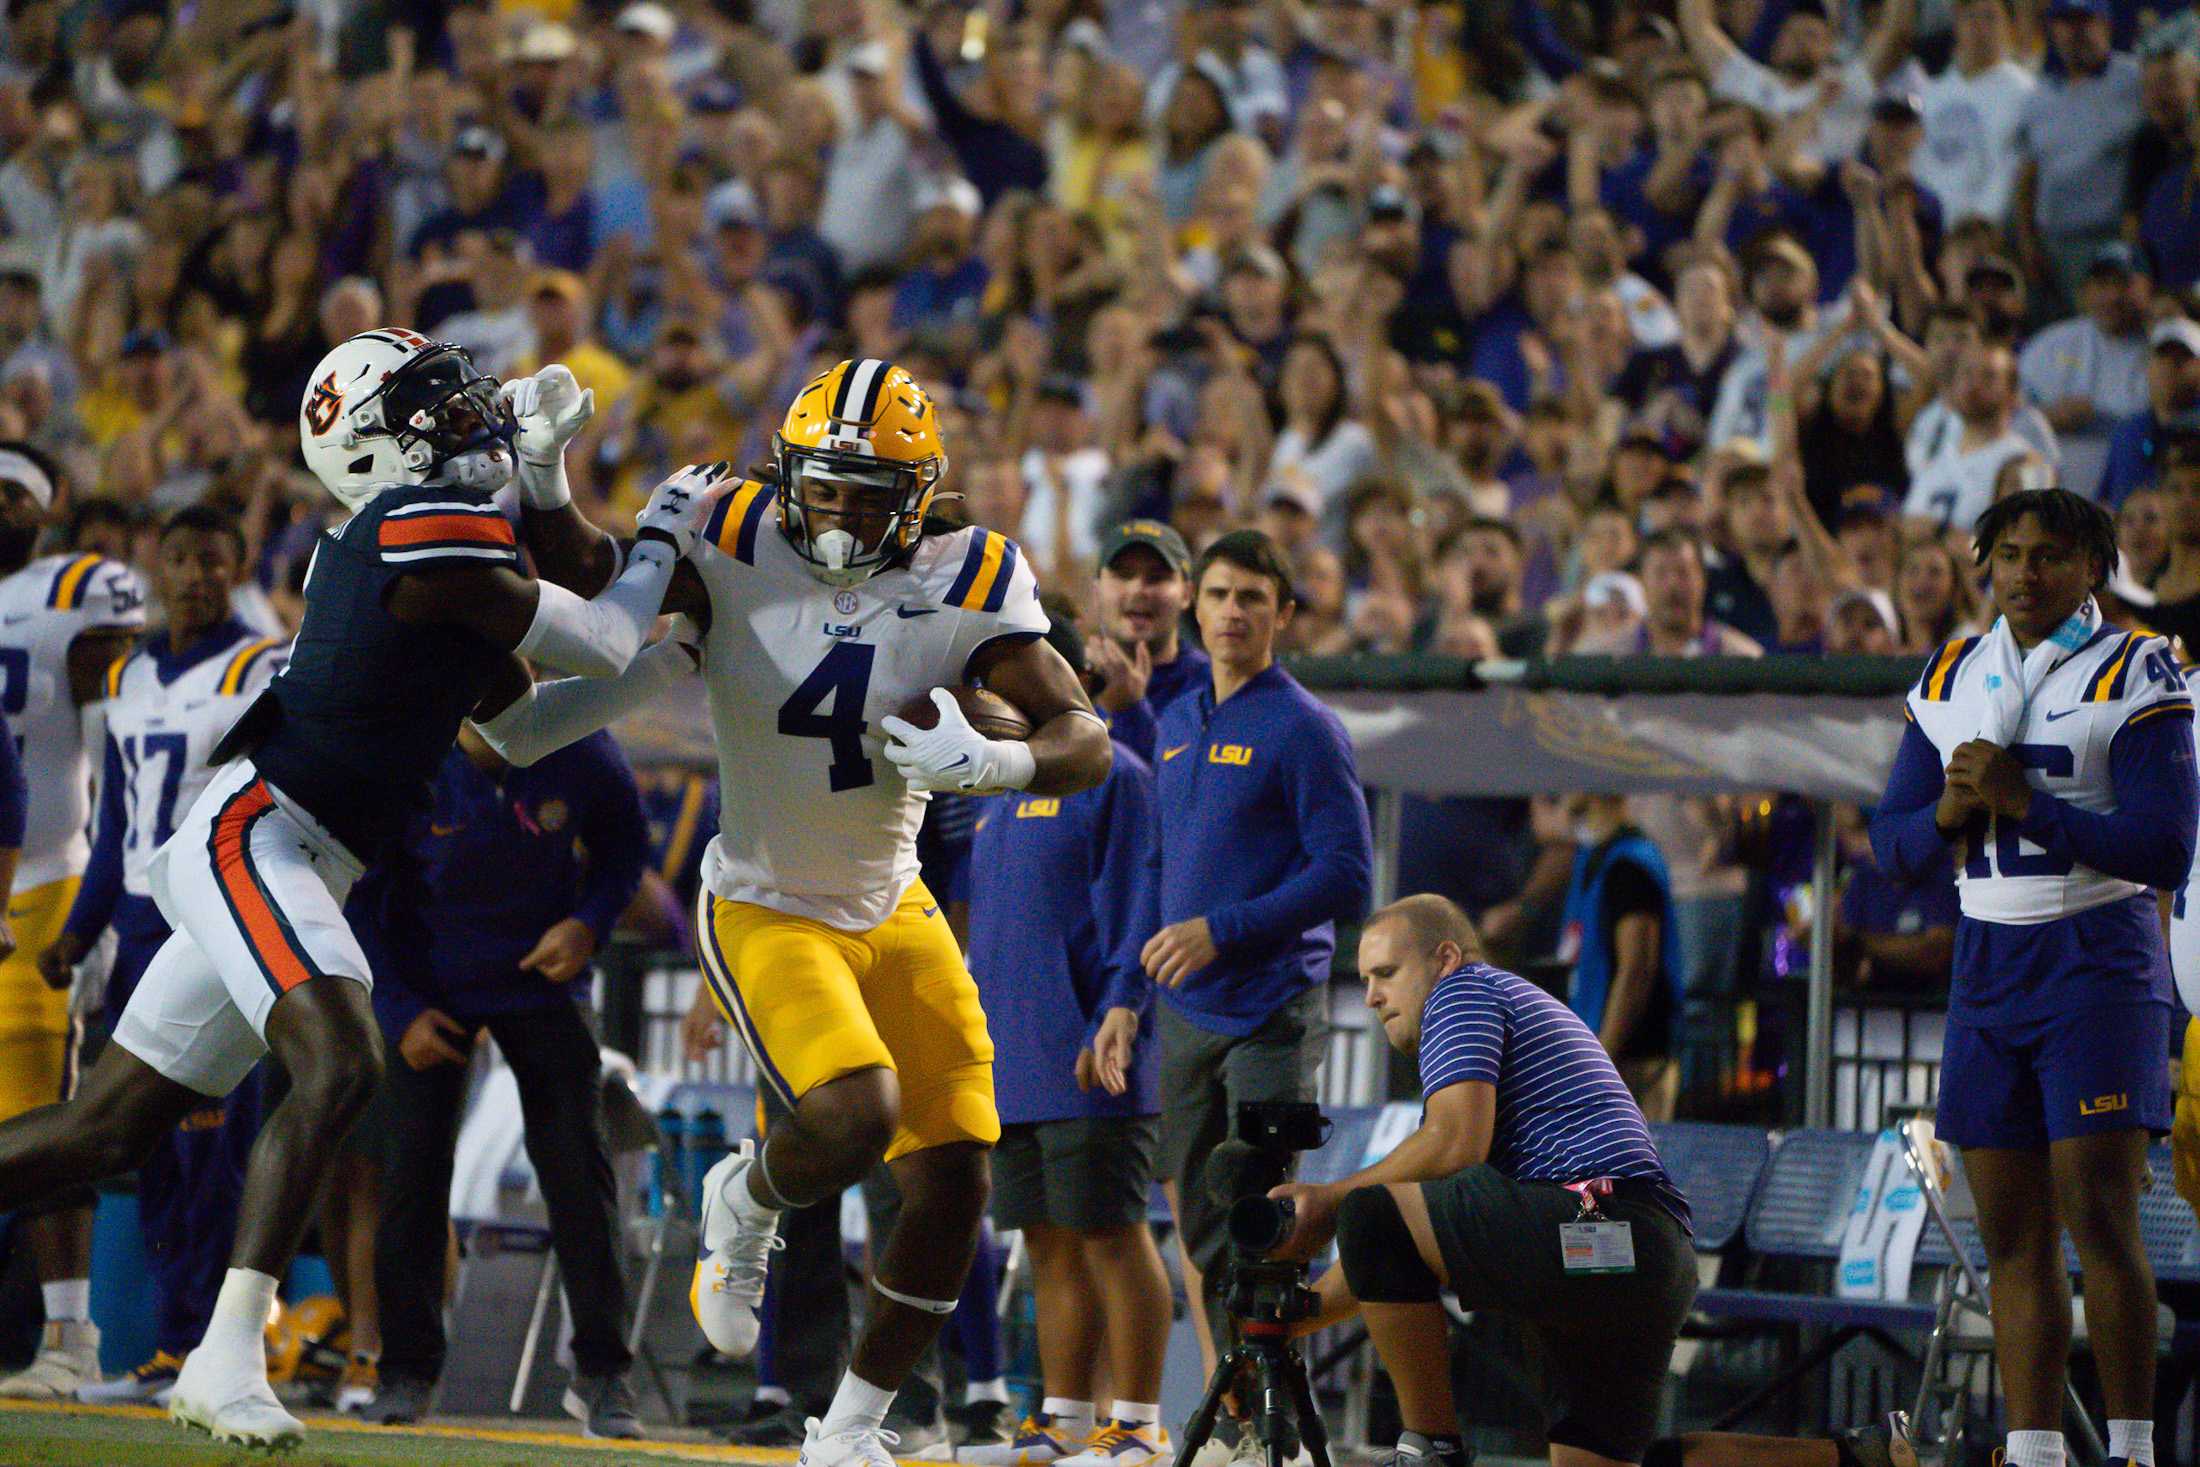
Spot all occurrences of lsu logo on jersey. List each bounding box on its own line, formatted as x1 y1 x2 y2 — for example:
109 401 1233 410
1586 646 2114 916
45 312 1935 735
1014 798 1060 819
304 373 345 435
1208 743 1253 766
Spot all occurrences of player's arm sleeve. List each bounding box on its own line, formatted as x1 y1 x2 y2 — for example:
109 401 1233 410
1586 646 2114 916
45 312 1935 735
89 562 147 630
1416 975 1503 1101
514 545 679 677
62 733 124 942
0 711 24 851
1869 717 1955 883
1091 756 1160 1037
1204 714 1374 955
570 736 651 943
472 632 696 767
2014 706 2199 889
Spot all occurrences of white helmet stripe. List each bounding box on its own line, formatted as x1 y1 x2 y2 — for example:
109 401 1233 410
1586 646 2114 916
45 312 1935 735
832 358 888 424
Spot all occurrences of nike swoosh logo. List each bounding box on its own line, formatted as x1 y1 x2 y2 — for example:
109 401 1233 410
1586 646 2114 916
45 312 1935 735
429 823 464 836
896 606 939 618
1162 744 1189 761
922 905 940 918
2043 708 2084 723
944 754 970 770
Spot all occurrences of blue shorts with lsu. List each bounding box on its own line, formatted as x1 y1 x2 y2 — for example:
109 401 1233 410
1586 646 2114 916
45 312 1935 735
1937 1002 2172 1151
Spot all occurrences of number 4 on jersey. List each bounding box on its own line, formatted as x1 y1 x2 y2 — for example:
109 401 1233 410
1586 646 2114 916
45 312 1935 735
778 642 877 792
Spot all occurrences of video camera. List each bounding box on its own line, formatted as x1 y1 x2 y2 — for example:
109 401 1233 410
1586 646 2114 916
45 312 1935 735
1211 1101 1333 1257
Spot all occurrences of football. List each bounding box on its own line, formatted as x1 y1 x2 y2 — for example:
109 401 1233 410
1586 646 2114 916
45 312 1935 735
894 685 1035 742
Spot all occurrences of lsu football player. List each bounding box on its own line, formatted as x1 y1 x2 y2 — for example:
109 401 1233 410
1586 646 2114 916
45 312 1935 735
486 357 1112 1467
0 331 724 1449
1871 489 2195 1467
0 441 145 1401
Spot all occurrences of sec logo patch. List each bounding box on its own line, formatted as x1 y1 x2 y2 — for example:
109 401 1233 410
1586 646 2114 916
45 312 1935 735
834 591 859 614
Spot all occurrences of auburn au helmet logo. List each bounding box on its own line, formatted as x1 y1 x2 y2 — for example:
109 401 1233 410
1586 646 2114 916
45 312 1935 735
304 373 344 435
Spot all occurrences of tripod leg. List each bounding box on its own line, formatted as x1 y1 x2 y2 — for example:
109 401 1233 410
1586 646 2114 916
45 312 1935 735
1255 1347 1294 1467
1283 1342 1333 1467
1180 1346 1246 1465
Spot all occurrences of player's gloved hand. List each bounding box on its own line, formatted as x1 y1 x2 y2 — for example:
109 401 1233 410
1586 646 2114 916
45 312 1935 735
881 687 1037 793
502 365 594 466
635 461 734 558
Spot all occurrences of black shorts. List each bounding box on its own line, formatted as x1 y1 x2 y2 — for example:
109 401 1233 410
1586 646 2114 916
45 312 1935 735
992 1114 1160 1231
1422 1166 1697 1463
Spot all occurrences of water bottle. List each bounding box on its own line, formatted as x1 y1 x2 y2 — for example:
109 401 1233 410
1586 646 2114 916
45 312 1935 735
686 1106 727 1209
654 1105 690 1214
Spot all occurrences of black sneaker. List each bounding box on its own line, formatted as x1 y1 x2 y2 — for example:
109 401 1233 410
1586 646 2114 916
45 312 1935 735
359 1377 434 1426
722 1401 815 1446
1838 1413 1918 1467
950 1399 1014 1448
563 1370 645 1441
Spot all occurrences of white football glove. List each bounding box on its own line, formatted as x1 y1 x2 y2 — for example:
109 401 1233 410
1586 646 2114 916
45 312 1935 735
635 461 734 558
502 365 595 467
880 688 1037 794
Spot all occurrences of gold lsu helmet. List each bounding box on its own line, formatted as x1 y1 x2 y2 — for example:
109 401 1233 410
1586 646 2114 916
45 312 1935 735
775 358 947 586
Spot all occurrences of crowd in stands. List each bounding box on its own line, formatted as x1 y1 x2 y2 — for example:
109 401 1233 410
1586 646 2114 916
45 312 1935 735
16 0 2200 1058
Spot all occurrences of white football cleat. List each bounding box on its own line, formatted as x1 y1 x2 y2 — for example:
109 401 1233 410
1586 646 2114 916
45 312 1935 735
799 1415 902 1467
168 1349 305 1452
0 1320 101 1399
690 1139 783 1357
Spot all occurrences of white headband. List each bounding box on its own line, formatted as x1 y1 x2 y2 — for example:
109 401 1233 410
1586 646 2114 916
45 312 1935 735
0 449 53 510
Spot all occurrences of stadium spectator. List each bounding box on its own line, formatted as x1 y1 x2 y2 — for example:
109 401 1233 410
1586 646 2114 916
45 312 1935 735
1902 336 2040 533
2015 0 2143 308
2099 316 2200 508
1090 521 1206 765
354 726 648 1439
1557 794 1683 1119
1915 0 2033 228
2016 243 2153 499
1143 529 1370 1405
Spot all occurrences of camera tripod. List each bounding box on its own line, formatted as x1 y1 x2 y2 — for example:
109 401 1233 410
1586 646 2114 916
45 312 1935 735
1175 1262 1334 1467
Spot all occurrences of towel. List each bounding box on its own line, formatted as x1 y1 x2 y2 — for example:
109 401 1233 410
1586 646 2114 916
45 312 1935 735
1968 597 2101 746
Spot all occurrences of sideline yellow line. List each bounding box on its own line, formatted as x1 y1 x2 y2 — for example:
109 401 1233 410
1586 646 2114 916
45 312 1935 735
0 1399 807 1463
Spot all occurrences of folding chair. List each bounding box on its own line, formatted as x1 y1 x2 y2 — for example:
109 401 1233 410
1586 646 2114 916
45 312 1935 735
1899 1117 2106 1463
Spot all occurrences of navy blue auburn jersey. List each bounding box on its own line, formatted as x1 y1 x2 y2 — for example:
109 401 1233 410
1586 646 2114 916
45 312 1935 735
229 485 520 858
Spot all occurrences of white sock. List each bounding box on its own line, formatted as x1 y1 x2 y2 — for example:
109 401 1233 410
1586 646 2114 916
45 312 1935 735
819 1370 896 1437
199 1269 280 1366
965 1377 1009 1405
756 1384 790 1407
1111 1401 1162 1431
40 1279 89 1324
1043 1397 1095 1436
2005 1430 2066 1467
2108 1419 2154 1467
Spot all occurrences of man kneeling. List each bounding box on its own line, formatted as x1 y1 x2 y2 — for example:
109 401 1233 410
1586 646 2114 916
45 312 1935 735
1270 896 1911 1467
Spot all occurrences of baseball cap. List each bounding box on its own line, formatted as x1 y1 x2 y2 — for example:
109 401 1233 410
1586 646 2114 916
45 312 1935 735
0 447 53 512
914 175 983 218
511 22 578 63
530 269 587 304
1583 571 1647 618
706 178 762 230
1752 234 1815 276
1263 476 1322 517
1098 519 1193 576
1831 586 1899 638
616 2 677 42
451 125 507 162
1837 483 1899 524
2153 317 2200 357
2087 240 2144 278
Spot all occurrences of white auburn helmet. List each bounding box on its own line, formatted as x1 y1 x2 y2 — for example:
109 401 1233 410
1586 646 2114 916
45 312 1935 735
298 329 515 511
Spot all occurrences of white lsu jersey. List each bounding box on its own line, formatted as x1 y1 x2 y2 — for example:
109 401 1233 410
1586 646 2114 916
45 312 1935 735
0 552 147 888
690 482 1048 931
100 623 286 898
1908 626 2194 925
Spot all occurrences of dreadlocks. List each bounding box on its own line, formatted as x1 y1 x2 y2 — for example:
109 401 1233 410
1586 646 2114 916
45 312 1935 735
1972 488 2120 591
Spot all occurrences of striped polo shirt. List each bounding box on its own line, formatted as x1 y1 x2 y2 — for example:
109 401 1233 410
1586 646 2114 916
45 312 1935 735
1419 964 1691 1231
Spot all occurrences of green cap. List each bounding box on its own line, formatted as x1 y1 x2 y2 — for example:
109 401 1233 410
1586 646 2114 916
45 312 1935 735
1097 518 1192 576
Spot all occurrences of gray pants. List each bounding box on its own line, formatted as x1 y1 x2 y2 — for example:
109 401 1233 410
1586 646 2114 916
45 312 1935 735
1157 989 1328 1298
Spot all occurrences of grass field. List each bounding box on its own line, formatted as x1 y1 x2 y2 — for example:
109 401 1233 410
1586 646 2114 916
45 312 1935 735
0 1400 806 1467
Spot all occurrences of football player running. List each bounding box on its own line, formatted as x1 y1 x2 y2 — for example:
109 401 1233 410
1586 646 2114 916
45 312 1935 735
488 356 1111 1467
0 330 725 1450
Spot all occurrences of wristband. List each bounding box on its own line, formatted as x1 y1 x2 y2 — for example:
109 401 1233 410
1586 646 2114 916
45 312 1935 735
991 739 1038 792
